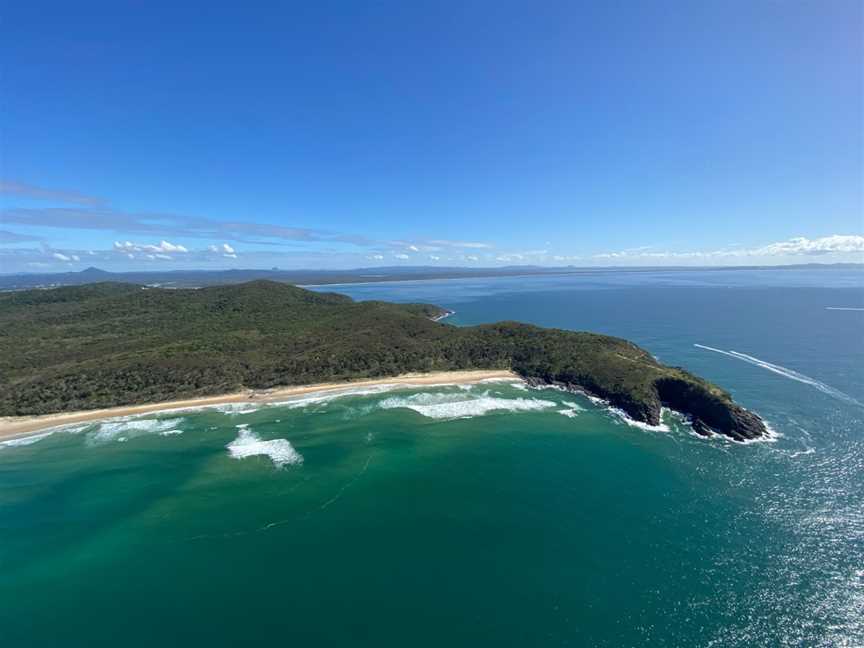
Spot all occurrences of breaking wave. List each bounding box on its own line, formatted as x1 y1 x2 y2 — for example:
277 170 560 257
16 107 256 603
0 422 96 451
267 384 399 409
695 344 862 407
227 424 303 468
0 431 56 449
87 417 185 445
378 391 556 419
212 403 261 415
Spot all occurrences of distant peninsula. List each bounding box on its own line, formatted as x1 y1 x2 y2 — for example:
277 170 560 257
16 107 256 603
0 280 767 441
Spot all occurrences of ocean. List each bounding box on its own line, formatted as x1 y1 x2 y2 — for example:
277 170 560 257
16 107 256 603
1 268 862 647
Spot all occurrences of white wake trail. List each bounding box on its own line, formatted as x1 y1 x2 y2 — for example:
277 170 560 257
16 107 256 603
694 344 862 407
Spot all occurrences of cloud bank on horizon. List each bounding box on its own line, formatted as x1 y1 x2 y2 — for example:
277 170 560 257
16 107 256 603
0 179 861 272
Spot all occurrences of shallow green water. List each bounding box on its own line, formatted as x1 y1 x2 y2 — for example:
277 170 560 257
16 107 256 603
2 269 862 646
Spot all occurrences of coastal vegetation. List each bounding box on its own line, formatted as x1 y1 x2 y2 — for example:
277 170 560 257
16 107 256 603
0 280 766 440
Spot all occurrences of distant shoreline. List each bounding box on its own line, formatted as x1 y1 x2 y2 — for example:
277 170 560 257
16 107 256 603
0 369 517 442
2 262 860 293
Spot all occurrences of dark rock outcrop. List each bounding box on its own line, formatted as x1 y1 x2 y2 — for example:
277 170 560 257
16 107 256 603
654 377 767 441
522 374 768 442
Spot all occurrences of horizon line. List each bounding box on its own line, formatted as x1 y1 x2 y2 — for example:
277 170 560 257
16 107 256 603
2 261 862 277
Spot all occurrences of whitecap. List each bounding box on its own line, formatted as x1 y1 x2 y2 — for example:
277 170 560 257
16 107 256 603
558 409 580 418
787 447 816 458
227 424 303 468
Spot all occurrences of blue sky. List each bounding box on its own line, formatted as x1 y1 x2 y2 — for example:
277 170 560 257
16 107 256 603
1 0 862 272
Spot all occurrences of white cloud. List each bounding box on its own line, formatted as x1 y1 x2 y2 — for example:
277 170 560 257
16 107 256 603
594 235 864 262
407 244 420 252
429 255 440 261
753 235 864 256
429 239 493 249
114 240 188 254
158 240 187 253
52 252 71 262
466 255 479 262
367 254 385 261
394 253 410 260
207 243 237 259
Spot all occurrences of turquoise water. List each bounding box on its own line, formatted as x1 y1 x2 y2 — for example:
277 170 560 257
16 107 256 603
2 269 863 646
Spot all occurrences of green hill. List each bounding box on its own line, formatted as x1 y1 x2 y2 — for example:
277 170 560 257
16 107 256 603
0 280 766 440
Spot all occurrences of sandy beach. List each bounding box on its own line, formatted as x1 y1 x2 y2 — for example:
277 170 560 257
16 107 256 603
0 369 518 442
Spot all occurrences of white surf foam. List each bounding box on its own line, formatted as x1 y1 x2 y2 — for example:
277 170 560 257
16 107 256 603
561 401 585 410
266 384 399 409
680 415 780 445
226 424 303 468
0 422 97 451
0 431 56 448
609 407 671 433
87 417 185 445
477 377 519 384
537 384 606 406
212 403 261 415
695 344 862 407
557 401 585 418
378 392 556 419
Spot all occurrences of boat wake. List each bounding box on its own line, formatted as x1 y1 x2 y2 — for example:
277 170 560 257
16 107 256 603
695 344 862 407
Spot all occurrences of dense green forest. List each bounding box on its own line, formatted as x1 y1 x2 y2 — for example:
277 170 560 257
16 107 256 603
0 280 766 440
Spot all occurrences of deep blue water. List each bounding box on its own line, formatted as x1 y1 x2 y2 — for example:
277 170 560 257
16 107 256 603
314 268 864 412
